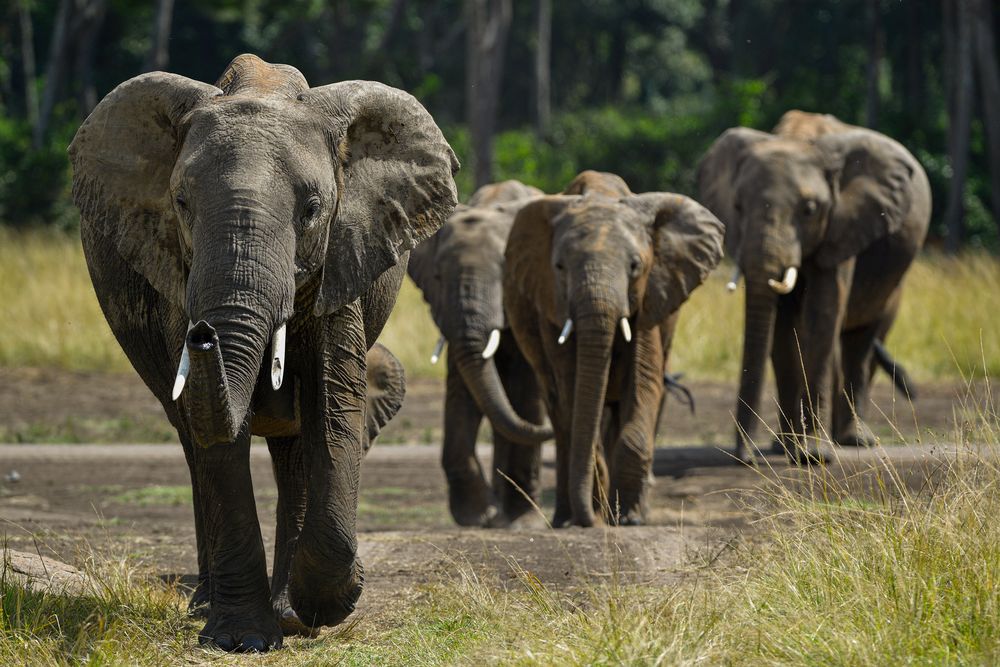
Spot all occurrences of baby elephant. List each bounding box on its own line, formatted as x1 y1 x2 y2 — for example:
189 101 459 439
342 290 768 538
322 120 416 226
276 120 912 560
699 110 930 462
409 180 551 527
504 178 724 527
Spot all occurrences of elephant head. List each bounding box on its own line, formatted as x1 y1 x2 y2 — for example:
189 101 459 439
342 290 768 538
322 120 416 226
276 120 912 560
697 116 927 454
561 170 632 197
505 192 723 525
70 54 458 447
408 182 550 444
467 179 544 207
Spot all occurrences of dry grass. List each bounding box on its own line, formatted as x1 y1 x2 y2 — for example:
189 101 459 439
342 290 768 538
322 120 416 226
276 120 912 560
1 228 998 382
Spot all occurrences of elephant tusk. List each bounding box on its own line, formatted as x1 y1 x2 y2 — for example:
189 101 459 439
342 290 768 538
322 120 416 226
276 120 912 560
768 267 798 295
726 267 740 293
482 329 501 359
430 336 446 364
271 323 286 390
171 321 195 401
620 317 632 343
557 318 573 345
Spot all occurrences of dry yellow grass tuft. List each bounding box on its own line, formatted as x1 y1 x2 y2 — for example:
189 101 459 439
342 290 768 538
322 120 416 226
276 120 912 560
1 228 997 382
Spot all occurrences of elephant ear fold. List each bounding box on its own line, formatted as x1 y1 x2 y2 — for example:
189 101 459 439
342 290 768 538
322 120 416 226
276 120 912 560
503 195 575 318
301 81 460 316
814 129 919 268
363 343 406 454
626 193 725 327
696 127 772 258
69 73 220 307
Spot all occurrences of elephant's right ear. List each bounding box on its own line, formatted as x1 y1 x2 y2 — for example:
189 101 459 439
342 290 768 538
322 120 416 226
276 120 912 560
301 81 459 316
503 195 575 321
406 216 452 329
696 127 772 258
69 73 220 307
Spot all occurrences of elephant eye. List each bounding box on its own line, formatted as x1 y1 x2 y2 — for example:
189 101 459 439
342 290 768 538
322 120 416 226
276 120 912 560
554 261 565 273
733 201 743 215
175 194 188 212
629 257 641 276
803 199 818 216
301 196 322 226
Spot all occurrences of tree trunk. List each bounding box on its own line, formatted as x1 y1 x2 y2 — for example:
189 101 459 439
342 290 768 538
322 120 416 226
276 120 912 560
944 0 975 253
143 0 175 72
534 0 551 136
36 0 73 149
466 0 512 188
865 0 884 128
18 0 40 147
73 0 108 116
973 0 1000 228
904 0 924 132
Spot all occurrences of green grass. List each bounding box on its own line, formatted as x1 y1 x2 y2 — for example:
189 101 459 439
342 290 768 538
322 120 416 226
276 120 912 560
2 227 997 382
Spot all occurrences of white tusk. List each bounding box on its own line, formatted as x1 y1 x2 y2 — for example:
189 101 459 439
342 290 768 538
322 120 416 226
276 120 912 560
620 317 632 343
430 336 446 364
726 267 740 293
482 329 501 359
557 319 573 345
271 323 286 390
172 321 195 401
767 267 798 295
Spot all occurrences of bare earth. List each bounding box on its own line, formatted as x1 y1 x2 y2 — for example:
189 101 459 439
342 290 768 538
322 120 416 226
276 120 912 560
0 368 986 622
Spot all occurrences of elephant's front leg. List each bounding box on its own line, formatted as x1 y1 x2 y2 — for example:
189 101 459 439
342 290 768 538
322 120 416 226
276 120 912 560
797 262 852 459
442 354 492 526
194 432 281 652
289 303 367 629
609 328 663 525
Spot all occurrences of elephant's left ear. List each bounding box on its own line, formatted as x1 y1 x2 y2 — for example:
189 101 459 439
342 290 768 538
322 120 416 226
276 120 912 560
625 193 725 327
300 81 460 315
815 129 921 268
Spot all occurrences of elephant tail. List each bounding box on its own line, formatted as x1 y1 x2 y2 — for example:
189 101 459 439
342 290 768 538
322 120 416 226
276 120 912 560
873 340 917 400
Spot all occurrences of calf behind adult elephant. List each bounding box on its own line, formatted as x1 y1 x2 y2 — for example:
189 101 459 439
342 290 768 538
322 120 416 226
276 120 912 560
70 54 458 651
697 110 930 462
408 180 550 527
504 179 724 527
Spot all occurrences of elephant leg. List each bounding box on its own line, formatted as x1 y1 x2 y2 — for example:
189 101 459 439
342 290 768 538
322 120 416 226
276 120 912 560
194 432 281 652
834 322 882 447
289 304 367 629
178 432 211 618
442 353 492 526
266 436 314 636
493 349 544 526
770 294 804 456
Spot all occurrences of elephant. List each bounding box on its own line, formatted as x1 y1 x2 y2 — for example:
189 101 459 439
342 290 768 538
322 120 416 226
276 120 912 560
697 110 931 463
503 178 724 527
408 180 551 528
69 54 458 651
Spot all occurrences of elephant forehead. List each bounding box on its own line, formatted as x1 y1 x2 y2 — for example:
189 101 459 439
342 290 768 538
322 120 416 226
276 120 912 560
556 204 642 252
185 97 326 156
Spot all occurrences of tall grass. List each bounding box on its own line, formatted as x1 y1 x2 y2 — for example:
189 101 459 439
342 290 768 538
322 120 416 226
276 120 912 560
1 228 998 381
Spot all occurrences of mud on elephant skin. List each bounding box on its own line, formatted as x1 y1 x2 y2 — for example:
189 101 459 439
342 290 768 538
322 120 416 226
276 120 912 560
408 180 551 528
70 54 458 651
504 178 724 527
698 109 931 463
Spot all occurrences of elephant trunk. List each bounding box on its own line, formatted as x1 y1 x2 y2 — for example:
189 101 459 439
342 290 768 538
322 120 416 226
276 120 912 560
568 309 616 527
452 334 553 444
734 278 778 458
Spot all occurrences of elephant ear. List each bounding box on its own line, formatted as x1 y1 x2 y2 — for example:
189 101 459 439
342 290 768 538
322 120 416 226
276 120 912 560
69 73 220 307
625 193 725 327
504 195 576 324
814 129 918 268
696 127 772 258
562 170 632 197
301 81 460 316
363 343 406 453
406 211 457 330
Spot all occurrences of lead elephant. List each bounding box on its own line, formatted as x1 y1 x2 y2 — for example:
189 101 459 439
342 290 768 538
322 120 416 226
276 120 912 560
698 110 930 463
408 180 550 528
504 181 724 527
69 54 458 651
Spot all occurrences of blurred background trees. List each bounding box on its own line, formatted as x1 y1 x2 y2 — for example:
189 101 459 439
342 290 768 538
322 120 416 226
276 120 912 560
0 0 997 249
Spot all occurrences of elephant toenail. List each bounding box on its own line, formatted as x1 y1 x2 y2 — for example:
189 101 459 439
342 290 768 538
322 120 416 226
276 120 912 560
214 633 236 651
238 634 267 653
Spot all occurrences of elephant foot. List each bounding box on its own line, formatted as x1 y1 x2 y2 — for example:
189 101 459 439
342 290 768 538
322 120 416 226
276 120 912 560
290 557 365 629
614 512 644 527
488 508 547 530
199 604 283 653
272 590 319 638
733 444 756 466
447 475 496 527
187 577 211 619
835 423 877 448
785 445 828 466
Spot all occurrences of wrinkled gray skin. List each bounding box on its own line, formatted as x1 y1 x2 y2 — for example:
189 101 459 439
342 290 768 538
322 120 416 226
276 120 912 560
409 180 550 528
698 110 930 463
70 54 458 652
504 182 724 527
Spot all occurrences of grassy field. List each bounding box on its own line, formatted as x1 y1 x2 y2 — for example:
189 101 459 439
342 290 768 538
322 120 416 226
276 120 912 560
4 391 1000 665
2 227 999 381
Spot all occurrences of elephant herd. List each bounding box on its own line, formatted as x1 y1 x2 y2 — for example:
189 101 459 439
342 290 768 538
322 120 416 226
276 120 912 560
68 55 931 650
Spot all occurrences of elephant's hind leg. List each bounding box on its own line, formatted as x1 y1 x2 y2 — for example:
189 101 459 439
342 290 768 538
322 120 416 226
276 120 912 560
834 320 885 447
